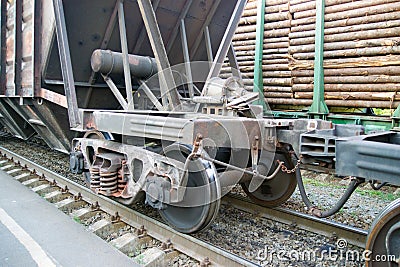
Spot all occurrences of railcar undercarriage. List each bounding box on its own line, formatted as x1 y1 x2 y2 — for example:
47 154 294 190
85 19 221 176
0 0 399 265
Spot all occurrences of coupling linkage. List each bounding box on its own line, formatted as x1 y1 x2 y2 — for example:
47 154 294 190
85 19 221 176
187 134 283 182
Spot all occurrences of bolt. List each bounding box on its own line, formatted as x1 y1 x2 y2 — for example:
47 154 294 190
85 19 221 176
90 201 100 211
61 185 69 194
111 212 120 223
162 239 173 251
137 225 147 237
330 232 338 242
50 179 57 187
74 193 82 201
200 257 211 267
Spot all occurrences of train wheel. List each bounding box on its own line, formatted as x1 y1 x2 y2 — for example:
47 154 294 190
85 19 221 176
366 198 400 267
241 152 296 207
159 144 221 233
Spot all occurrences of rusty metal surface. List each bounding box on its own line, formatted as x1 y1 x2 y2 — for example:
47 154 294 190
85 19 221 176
84 110 264 149
0 145 257 267
1 0 37 97
38 88 67 108
4 0 16 95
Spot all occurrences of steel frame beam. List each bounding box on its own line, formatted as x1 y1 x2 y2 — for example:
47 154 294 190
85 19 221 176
180 19 194 99
137 0 181 111
206 0 247 81
53 0 81 127
118 0 135 110
308 0 329 118
131 0 161 54
0 0 7 95
14 0 22 96
228 44 241 80
33 0 41 97
204 26 213 63
138 80 165 111
102 74 129 110
253 0 268 112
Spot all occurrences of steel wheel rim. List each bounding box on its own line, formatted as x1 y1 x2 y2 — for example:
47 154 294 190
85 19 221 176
241 152 296 207
366 198 400 267
159 144 220 233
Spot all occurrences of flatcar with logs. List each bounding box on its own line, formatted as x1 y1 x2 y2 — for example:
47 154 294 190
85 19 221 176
0 0 398 266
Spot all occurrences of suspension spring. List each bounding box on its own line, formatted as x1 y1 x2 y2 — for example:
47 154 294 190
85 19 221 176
100 169 118 195
90 166 101 189
117 168 127 192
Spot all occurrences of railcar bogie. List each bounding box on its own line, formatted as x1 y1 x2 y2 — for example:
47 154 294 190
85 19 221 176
0 1 399 265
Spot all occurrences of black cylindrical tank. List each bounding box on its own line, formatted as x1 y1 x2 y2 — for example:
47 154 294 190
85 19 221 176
91 49 157 79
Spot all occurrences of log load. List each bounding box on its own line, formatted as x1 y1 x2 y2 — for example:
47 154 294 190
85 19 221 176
223 0 400 110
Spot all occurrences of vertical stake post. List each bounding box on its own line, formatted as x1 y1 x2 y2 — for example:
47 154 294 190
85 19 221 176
253 0 268 113
308 0 329 119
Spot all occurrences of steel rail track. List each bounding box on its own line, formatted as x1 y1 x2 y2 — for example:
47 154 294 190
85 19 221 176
0 145 257 267
223 194 368 248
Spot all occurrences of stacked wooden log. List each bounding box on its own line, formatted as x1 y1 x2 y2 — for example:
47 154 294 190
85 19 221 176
221 0 292 99
224 0 400 109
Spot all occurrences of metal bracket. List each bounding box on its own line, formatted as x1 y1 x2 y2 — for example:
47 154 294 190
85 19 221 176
117 0 134 110
102 74 129 110
180 19 194 99
137 0 181 111
251 136 259 173
53 0 81 128
392 105 400 129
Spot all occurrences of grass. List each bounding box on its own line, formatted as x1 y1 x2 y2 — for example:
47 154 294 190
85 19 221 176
373 108 392 116
134 253 145 265
73 216 82 224
303 176 399 202
302 177 344 189
356 189 398 202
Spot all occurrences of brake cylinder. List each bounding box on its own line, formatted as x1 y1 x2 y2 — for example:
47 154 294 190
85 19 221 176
91 49 158 79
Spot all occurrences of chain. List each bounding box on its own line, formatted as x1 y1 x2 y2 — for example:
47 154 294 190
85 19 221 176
278 155 302 174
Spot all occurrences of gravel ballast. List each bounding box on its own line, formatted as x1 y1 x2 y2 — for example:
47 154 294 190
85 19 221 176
1 135 397 266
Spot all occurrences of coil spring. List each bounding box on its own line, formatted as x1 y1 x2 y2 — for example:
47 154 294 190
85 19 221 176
90 166 100 189
100 169 118 194
117 168 127 192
